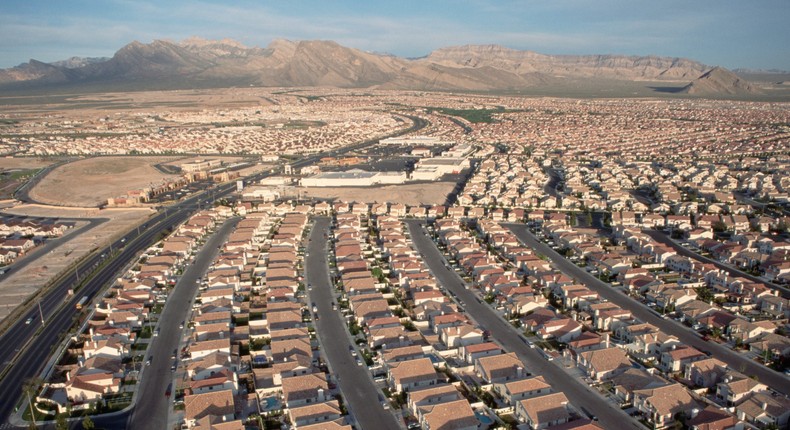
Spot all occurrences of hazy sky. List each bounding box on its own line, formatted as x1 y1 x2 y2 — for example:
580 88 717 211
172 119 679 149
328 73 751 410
1 0 788 70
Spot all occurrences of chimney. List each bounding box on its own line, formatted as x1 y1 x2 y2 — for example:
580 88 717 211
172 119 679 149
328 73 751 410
604 333 610 348
317 388 325 402
760 401 767 411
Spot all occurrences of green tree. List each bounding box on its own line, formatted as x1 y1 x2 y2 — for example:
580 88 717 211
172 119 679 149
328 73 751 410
55 413 68 430
82 415 95 430
711 221 728 233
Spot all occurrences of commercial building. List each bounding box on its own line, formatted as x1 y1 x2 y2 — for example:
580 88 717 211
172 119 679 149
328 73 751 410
380 136 455 146
411 157 470 181
300 169 406 187
181 159 223 173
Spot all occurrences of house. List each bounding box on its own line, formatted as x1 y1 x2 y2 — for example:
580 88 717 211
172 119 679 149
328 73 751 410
388 358 439 393
288 400 343 428
576 347 632 381
459 342 501 364
440 323 484 349
65 370 121 403
686 406 738 430
82 335 127 360
684 358 727 389
748 332 790 362
566 332 604 354
281 373 328 408
610 368 668 406
633 383 700 429
407 383 463 417
188 369 239 395
475 352 526 384
734 391 790 429
189 338 232 360
381 345 425 365
187 352 236 381
493 375 552 406
184 389 235 428
515 392 571 429
417 398 478 430
659 346 708 373
715 372 767 406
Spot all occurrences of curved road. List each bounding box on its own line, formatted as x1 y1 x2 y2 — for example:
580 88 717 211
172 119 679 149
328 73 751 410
0 216 107 283
127 217 240 430
504 223 790 395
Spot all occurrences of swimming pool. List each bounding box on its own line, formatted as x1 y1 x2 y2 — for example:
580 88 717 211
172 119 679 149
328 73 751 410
475 411 494 425
262 396 280 411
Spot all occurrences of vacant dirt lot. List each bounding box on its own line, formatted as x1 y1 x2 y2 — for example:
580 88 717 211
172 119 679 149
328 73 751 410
297 182 456 206
29 156 182 207
0 157 58 170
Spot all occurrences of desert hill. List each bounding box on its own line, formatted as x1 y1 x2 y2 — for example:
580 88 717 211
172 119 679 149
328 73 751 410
682 66 760 95
0 37 764 96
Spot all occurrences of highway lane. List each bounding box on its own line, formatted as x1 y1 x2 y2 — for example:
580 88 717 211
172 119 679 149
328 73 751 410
642 229 789 298
404 220 642 429
127 217 240 430
504 223 790 395
305 217 401 430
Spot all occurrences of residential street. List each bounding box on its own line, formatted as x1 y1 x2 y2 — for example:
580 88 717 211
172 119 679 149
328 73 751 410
642 229 789 298
405 220 643 430
306 217 401 430
127 217 240 429
504 223 790 395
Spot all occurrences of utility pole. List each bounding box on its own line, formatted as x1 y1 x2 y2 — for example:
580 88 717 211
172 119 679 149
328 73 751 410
38 301 44 324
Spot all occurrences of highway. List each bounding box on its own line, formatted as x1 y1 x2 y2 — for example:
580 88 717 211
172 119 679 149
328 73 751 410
504 223 790 395
404 220 643 430
127 217 240 430
305 217 401 430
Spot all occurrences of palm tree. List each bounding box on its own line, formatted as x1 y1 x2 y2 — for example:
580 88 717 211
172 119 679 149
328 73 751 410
22 377 43 429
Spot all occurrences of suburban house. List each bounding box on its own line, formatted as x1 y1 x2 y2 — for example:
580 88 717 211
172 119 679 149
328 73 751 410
515 392 571 430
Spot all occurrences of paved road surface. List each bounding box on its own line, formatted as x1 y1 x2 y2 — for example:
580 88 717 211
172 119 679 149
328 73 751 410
405 220 643 429
505 223 790 395
127 217 240 429
305 217 401 430
642 229 789 298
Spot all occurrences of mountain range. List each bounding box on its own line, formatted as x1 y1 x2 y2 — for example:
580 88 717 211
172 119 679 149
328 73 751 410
0 37 764 96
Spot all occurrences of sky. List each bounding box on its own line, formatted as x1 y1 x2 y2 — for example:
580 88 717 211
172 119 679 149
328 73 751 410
1 0 788 70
